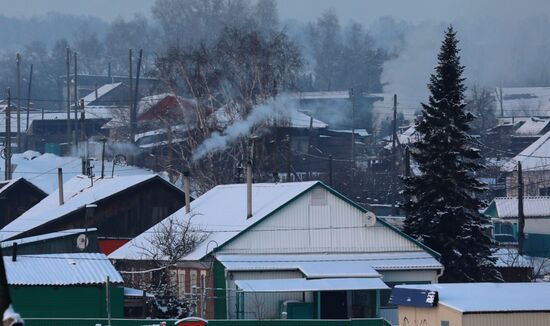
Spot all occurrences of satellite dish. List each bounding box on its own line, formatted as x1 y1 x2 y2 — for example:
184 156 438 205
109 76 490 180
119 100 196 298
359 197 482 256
76 234 89 251
364 211 377 227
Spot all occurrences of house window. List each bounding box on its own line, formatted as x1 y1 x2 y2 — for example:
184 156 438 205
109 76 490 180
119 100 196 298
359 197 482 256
540 187 550 196
177 270 186 298
190 270 198 293
441 321 450 326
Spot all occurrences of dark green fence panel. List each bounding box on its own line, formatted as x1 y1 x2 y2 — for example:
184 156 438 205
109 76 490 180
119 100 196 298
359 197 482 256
24 318 391 326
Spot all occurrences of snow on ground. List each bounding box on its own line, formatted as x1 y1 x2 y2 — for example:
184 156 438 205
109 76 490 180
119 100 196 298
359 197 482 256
0 151 153 193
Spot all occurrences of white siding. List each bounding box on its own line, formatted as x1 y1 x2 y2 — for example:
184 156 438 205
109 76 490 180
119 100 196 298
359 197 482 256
220 187 420 255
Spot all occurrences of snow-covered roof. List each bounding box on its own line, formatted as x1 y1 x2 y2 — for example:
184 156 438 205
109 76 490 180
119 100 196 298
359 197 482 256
1 228 97 248
289 91 351 100
235 277 388 292
212 106 328 129
81 82 122 106
287 110 328 129
398 283 550 313
4 253 123 286
216 252 441 276
0 174 164 241
109 181 320 261
328 129 369 137
217 254 380 278
0 112 67 133
0 152 153 194
501 129 550 172
488 196 550 218
514 117 550 136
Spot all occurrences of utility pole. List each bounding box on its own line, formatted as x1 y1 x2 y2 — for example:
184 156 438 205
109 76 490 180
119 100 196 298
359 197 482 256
4 88 12 180
66 47 71 145
80 99 86 142
131 49 143 144
391 94 398 215
128 49 133 142
74 51 78 146
15 53 21 152
518 162 525 255
349 88 356 162
25 63 33 149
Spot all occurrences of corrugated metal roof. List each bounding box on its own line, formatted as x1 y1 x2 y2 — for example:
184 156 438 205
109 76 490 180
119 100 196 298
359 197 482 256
0 174 165 241
4 253 123 286
491 196 550 218
235 277 389 292
217 252 442 274
109 181 320 261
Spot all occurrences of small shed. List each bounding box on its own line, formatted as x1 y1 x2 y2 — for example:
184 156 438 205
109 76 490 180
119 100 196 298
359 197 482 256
5 252 124 318
391 283 550 326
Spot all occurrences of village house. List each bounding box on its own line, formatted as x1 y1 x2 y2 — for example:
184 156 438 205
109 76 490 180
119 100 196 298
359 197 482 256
501 129 550 197
391 282 550 326
109 179 443 325
0 174 186 254
485 196 550 258
0 178 46 228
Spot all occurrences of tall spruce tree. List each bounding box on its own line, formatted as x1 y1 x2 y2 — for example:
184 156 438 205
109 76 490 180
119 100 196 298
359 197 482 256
403 26 501 282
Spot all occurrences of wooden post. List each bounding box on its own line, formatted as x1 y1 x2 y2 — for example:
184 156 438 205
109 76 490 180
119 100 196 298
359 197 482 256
518 162 525 255
392 94 398 215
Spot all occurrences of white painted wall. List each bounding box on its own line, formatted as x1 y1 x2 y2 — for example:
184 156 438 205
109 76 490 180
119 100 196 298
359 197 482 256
220 186 420 255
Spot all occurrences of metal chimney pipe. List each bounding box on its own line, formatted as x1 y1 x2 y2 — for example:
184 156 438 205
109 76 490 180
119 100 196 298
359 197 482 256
11 243 17 262
246 161 252 219
58 168 64 205
183 171 191 214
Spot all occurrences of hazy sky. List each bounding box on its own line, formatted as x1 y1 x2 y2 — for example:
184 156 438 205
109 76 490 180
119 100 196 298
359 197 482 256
1 0 549 24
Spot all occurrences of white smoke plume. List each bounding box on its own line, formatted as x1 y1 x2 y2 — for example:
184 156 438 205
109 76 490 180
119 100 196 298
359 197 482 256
192 95 298 161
